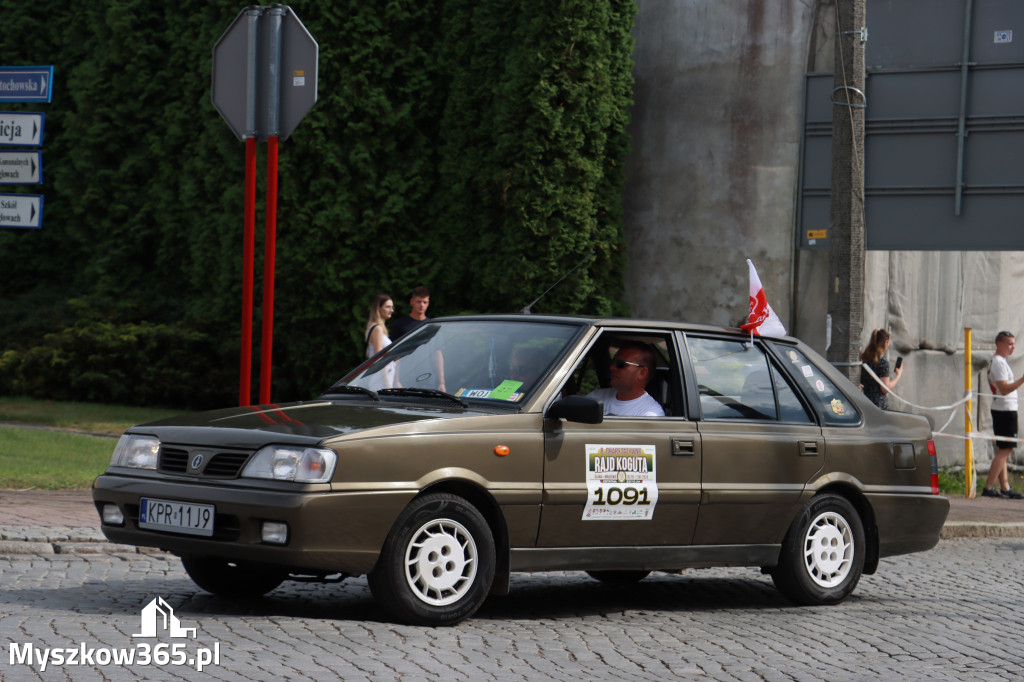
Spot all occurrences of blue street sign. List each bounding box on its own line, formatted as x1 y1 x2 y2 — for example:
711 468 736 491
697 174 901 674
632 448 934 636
0 193 43 229
0 151 42 184
0 66 54 103
0 112 44 147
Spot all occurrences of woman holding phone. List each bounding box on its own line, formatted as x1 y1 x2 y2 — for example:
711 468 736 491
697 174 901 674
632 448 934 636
859 329 903 409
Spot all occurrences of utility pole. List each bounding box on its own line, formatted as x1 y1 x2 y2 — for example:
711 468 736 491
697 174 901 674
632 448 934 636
827 0 867 381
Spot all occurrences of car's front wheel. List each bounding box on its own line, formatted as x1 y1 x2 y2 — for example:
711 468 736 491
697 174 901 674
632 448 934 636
180 555 287 598
771 493 865 605
368 493 495 626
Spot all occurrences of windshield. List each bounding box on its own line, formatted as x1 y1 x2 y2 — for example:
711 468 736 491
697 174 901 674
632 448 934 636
334 319 584 404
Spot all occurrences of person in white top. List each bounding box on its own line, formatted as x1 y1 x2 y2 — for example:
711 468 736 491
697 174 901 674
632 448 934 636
587 342 665 417
364 293 395 390
985 331 1024 499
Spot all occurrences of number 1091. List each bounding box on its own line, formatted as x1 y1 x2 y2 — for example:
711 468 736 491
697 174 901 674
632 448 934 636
591 486 651 506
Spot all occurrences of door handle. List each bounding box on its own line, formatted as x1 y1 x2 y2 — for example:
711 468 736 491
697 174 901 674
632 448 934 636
799 441 820 456
672 437 696 456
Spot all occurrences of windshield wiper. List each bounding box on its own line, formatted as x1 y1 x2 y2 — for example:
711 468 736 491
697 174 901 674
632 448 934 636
378 387 468 408
321 385 379 400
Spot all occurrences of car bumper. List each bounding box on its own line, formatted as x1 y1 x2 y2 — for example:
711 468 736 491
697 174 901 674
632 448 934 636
92 474 417 575
868 492 950 557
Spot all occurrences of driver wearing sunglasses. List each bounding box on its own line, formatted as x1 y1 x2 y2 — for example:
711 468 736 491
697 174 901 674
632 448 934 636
586 342 665 417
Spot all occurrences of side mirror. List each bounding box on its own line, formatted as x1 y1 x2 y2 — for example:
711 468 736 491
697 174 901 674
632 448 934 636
545 395 604 424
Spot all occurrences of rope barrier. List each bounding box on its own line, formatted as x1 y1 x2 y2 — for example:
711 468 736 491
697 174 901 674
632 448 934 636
858 362 1024 446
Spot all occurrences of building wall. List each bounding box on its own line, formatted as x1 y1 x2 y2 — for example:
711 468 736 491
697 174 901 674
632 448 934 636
622 1 816 329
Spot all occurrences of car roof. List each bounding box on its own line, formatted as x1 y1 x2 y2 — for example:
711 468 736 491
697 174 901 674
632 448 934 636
422 313 798 343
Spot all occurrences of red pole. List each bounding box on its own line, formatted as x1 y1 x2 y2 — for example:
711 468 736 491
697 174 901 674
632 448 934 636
259 135 279 405
239 137 257 406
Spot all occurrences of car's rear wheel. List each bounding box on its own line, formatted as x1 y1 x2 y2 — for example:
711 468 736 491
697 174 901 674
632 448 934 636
368 493 495 626
180 555 287 598
771 494 865 605
586 570 651 584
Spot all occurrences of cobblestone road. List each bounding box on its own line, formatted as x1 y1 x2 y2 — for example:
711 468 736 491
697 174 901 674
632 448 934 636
1 538 1022 680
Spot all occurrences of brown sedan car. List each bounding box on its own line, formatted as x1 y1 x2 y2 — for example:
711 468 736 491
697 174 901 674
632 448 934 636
93 315 948 625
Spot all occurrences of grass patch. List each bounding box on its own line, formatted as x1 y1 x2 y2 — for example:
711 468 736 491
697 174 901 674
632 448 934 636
0 427 115 489
0 397 180 435
938 466 1024 496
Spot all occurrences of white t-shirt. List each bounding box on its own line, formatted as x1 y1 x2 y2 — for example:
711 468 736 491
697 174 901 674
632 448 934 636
587 387 665 417
989 353 1018 412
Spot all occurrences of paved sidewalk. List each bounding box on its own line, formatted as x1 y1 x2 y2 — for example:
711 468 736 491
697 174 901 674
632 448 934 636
0 488 1021 556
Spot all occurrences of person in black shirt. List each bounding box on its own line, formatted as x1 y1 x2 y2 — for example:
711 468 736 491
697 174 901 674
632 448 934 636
859 329 903 409
391 285 431 341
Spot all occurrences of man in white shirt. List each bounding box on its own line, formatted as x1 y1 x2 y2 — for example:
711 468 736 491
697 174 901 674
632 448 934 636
587 343 665 417
985 331 1024 499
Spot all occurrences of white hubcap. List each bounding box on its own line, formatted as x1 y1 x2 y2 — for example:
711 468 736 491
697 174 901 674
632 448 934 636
404 519 478 606
802 511 854 588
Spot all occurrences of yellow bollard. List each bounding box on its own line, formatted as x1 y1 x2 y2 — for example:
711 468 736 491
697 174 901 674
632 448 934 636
965 328 975 498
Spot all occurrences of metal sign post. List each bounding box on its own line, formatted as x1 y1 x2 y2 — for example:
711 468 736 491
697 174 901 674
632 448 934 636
212 5 318 406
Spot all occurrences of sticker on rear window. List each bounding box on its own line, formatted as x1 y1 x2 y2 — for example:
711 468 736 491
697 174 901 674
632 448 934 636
831 398 846 415
583 444 658 521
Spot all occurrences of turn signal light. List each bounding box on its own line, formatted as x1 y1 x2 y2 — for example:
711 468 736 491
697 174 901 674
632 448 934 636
494 445 510 457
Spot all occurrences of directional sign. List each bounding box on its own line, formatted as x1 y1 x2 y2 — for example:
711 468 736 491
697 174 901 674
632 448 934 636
0 111 44 147
0 193 43 229
0 66 53 103
212 6 318 140
0 151 42 184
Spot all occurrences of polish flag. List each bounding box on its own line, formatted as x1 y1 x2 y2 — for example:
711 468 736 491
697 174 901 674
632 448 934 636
740 259 787 337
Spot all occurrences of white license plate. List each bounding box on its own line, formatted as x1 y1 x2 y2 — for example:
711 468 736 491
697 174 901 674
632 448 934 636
139 498 214 536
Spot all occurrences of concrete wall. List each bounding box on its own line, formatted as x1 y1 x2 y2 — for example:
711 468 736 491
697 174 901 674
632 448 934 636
623 1 817 328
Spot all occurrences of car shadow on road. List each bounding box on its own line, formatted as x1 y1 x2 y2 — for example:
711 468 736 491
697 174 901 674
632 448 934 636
0 566 819 625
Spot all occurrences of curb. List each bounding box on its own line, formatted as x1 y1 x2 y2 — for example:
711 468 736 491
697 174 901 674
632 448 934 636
0 526 166 557
940 522 1024 539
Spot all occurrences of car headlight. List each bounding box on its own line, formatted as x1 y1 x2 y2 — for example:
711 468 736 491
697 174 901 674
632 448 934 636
109 435 160 470
241 445 337 483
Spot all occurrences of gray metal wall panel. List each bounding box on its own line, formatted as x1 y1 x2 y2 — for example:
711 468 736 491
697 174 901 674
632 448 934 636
865 0 966 68
800 0 1024 251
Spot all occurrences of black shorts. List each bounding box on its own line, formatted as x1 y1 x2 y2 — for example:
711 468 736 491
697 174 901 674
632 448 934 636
991 409 1018 450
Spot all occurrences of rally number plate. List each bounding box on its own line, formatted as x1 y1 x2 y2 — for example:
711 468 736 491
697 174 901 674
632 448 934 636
139 497 214 536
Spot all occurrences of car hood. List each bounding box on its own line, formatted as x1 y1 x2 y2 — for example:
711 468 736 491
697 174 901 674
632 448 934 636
128 400 491 449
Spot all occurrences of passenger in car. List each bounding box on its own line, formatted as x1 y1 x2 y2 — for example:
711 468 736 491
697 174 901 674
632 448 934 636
587 342 665 417
508 345 548 392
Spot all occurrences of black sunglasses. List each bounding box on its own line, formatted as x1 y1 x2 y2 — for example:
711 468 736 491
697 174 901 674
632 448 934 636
610 359 643 369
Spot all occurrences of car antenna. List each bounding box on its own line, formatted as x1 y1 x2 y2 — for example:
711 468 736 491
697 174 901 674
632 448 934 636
520 251 596 314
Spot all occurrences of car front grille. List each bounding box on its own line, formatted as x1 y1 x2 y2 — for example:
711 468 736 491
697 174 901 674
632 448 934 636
159 447 190 473
158 446 253 478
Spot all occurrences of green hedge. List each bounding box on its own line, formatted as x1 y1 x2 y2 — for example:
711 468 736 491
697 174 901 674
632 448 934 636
0 320 234 410
0 0 636 406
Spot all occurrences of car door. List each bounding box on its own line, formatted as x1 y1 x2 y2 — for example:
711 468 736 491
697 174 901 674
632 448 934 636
685 335 824 546
538 330 701 548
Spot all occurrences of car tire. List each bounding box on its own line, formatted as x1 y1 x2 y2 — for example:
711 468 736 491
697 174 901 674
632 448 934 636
368 493 495 626
180 555 287 598
771 494 865 606
585 570 651 584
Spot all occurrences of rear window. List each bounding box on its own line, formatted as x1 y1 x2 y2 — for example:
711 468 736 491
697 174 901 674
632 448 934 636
774 345 860 425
